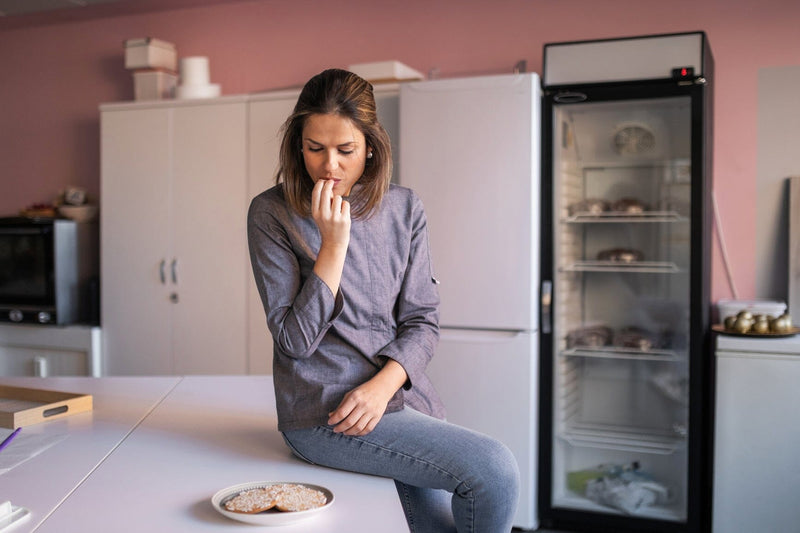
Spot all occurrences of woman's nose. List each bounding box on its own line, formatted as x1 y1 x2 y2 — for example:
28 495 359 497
323 151 338 171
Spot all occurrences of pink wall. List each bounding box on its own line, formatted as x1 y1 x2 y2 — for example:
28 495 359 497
1 0 798 303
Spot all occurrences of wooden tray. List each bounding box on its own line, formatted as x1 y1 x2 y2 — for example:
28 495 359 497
0 385 93 429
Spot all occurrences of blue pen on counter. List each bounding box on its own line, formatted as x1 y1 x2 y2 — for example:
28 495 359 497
0 427 21 453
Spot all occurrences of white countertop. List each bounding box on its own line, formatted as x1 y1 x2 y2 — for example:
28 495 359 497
0 376 407 532
715 331 800 355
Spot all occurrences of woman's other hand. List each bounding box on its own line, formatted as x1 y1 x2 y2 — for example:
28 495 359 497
328 360 408 436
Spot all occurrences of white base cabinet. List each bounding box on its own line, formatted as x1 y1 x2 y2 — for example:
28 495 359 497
0 324 101 376
714 335 800 533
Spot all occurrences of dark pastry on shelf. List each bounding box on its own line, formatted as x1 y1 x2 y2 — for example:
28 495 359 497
610 197 647 214
568 198 610 216
566 325 613 348
613 326 658 351
596 248 645 263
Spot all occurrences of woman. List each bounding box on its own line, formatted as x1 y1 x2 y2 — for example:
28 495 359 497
247 68 519 532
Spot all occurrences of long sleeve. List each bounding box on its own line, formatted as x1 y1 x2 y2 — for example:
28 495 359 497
376 192 440 391
247 189 344 359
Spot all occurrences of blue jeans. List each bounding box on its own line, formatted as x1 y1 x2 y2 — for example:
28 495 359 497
282 407 520 533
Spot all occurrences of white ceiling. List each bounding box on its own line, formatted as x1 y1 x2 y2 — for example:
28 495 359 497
0 0 126 17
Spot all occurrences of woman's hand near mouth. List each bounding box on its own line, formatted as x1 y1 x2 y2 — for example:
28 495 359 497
311 178 350 295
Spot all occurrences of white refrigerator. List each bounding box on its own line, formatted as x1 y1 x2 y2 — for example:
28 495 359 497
399 73 540 530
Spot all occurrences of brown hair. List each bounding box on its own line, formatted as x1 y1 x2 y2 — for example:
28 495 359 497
276 69 392 218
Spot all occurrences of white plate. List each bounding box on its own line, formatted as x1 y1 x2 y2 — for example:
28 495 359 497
212 481 334 526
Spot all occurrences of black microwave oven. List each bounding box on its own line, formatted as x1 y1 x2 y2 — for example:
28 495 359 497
0 217 98 325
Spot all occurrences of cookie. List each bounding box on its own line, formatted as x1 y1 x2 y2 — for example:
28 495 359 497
224 486 279 513
274 484 328 512
224 484 327 514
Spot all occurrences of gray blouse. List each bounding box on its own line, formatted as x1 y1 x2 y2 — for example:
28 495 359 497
247 183 446 431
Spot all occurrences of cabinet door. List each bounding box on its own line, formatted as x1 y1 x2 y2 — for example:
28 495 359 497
246 94 298 374
172 103 248 374
101 108 173 374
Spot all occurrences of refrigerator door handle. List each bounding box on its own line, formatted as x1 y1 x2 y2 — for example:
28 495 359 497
541 280 552 334
553 91 587 103
438 329 524 343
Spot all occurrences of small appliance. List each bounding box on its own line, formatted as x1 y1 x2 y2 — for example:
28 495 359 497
0 217 98 325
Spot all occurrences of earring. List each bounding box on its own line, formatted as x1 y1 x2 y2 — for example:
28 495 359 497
367 151 373 159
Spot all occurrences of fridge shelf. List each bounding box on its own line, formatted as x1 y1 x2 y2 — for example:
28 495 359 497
562 211 687 224
561 346 680 361
553 493 686 522
577 160 691 172
562 261 682 273
559 421 686 455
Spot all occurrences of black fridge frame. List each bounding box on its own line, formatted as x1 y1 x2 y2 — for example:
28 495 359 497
537 73 714 533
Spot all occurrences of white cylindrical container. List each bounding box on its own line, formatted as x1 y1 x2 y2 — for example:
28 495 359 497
176 56 221 99
180 56 210 86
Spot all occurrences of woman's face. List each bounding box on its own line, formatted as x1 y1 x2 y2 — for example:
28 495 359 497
301 113 368 197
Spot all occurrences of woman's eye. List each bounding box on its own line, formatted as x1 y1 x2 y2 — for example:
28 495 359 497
307 146 323 152
339 149 354 155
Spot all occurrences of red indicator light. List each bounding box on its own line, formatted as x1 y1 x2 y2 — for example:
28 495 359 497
671 66 695 79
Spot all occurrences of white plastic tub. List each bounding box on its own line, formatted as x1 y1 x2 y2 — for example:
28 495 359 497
716 299 786 321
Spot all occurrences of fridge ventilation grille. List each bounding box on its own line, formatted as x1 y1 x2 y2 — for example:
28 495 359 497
613 124 655 155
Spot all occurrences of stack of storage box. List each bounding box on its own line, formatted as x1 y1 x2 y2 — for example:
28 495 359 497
124 38 178 101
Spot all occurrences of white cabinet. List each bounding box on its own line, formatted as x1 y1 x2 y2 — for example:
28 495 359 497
713 335 800 533
246 90 299 374
101 87 399 376
0 324 101 376
100 97 248 375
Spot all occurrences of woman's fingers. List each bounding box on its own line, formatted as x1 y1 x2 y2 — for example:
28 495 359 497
312 179 349 219
311 179 351 249
311 178 326 216
328 383 387 436
312 179 334 217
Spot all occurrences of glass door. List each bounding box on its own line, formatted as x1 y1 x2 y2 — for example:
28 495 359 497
549 95 692 522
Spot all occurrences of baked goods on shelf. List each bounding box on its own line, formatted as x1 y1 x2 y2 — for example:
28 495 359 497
568 198 610 216
566 325 613 348
610 197 647 214
566 325 671 352
596 248 645 263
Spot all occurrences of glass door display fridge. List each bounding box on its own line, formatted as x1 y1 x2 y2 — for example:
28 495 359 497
538 33 714 533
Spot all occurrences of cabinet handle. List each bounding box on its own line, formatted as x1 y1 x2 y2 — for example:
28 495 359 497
541 280 552 334
171 259 178 285
159 260 166 284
